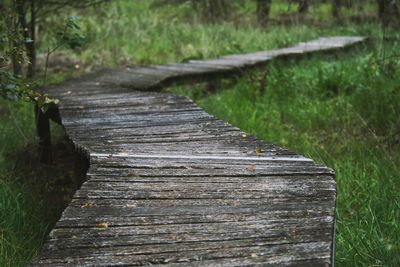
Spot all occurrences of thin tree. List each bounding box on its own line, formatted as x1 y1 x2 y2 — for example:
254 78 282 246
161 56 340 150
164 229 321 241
332 0 341 19
298 0 309 14
257 0 272 27
195 0 231 24
377 0 400 25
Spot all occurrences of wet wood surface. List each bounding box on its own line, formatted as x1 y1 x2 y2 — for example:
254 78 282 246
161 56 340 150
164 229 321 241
31 36 366 266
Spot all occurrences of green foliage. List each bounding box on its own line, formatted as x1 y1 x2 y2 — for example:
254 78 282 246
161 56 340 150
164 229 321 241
0 71 59 110
0 13 89 111
0 72 22 101
55 16 86 51
0 179 49 267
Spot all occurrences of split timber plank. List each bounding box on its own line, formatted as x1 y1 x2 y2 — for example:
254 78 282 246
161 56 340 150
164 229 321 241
31 36 366 266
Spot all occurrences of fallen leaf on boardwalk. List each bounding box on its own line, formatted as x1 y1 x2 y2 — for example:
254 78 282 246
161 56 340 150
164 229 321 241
81 202 94 208
188 165 202 169
126 171 136 177
251 253 257 257
246 165 256 171
96 222 109 228
255 147 262 155
241 133 247 138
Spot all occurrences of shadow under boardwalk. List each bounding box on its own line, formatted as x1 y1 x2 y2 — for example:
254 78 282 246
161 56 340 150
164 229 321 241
31 36 366 266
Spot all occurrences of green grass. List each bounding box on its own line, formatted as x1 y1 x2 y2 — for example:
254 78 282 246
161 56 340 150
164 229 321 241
1 0 398 265
0 99 83 266
0 101 49 266
0 180 49 267
40 1 380 67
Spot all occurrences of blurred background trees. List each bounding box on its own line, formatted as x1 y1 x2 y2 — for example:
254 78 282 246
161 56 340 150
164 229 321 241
153 0 399 27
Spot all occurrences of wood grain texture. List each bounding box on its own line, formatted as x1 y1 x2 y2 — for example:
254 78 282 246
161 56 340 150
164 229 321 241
31 36 366 266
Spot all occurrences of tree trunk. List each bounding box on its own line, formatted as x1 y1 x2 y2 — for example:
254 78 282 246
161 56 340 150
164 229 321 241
298 0 309 14
257 0 271 27
344 0 353 8
196 0 229 24
11 41 22 76
27 0 36 79
377 0 400 26
16 0 36 78
332 0 341 19
16 0 51 163
9 2 22 76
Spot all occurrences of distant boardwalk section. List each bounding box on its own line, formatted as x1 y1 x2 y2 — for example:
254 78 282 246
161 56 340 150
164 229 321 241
31 36 366 266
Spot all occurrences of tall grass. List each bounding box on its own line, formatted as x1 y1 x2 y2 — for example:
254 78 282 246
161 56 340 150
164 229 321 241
0 180 49 267
0 100 50 266
41 1 379 67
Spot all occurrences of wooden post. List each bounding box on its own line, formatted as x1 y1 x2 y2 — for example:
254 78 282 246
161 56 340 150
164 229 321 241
35 104 52 164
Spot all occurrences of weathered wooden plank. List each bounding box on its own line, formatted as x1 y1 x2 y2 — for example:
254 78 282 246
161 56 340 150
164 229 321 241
63 122 239 139
87 166 333 180
67 196 334 209
63 199 334 217
46 223 332 249
33 241 332 266
170 62 234 71
56 208 334 228
83 173 332 183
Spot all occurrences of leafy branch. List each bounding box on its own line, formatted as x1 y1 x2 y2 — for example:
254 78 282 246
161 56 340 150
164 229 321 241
0 14 86 112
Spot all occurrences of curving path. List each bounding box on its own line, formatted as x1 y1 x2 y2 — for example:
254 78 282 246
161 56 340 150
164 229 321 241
31 36 366 266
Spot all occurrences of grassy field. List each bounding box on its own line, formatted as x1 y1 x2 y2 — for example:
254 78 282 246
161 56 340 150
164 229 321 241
1 0 399 266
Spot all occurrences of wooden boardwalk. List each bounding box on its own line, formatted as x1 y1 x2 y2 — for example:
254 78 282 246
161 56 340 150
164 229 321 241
32 36 365 266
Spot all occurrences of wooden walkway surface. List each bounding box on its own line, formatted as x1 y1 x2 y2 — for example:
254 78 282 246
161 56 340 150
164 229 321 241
32 36 365 266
